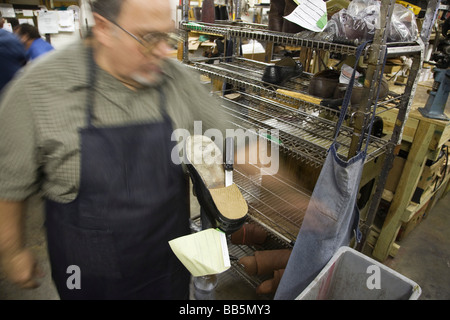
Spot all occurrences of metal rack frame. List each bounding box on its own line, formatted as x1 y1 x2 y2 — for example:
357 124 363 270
181 0 442 290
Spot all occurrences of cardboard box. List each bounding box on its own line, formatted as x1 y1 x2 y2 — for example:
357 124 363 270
384 64 403 75
242 53 266 62
242 40 266 62
395 75 409 85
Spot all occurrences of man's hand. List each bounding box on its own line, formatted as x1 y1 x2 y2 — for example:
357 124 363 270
1 248 44 289
0 200 44 289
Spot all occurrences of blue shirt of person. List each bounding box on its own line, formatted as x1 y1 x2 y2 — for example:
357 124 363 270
0 29 27 91
27 37 54 61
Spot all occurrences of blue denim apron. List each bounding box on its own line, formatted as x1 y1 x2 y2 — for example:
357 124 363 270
45 50 191 299
274 43 380 300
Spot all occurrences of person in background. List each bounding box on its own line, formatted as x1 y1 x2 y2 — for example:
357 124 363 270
0 12 27 91
15 23 54 61
7 18 20 31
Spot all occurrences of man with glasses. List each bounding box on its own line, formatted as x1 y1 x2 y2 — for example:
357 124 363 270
0 0 230 299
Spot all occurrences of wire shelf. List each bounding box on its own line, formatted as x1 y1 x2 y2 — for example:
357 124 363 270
188 59 404 118
193 57 312 92
180 21 423 56
181 21 357 54
234 165 309 244
188 61 340 118
218 90 388 168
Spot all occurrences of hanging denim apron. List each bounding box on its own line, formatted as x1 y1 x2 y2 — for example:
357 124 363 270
275 43 381 300
45 50 191 299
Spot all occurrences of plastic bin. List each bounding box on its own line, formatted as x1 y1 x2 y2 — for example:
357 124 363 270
296 247 422 300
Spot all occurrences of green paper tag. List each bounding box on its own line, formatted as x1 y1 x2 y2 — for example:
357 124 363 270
187 22 203 31
316 13 328 30
265 134 282 145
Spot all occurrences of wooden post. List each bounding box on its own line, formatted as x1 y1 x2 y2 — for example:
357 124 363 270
372 120 436 261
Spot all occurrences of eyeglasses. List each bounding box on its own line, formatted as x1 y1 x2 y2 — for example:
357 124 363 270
108 19 182 55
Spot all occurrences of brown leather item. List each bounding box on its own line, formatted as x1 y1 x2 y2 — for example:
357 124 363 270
231 223 268 245
193 7 202 21
239 256 258 275
282 0 305 34
256 269 285 295
201 0 215 23
268 0 285 32
238 249 292 276
269 0 305 33
333 77 390 106
254 249 292 275
308 69 341 99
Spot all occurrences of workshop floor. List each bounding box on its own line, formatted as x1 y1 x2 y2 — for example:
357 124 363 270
0 188 449 300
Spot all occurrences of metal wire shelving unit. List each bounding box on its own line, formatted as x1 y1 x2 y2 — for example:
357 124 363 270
181 0 441 294
180 22 421 168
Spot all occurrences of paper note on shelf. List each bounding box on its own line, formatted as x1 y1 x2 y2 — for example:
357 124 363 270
37 10 60 34
169 228 230 277
0 4 15 18
284 0 328 32
58 10 75 32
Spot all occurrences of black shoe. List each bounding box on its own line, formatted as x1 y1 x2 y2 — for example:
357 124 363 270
185 136 248 234
219 5 228 20
370 116 384 138
262 57 303 86
215 5 220 20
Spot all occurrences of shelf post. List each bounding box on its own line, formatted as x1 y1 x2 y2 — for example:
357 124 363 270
181 0 190 63
420 0 442 55
347 0 394 159
358 0 441 257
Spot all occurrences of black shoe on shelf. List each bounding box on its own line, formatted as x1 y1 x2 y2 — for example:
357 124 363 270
262 57 303 86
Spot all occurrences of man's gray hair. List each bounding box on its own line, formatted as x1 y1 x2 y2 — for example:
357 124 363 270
89 0 126 22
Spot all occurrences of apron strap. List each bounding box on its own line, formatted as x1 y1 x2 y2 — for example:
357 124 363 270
333 41 388 156
86 46 96 127
158 79 170 122
333 41 371 143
